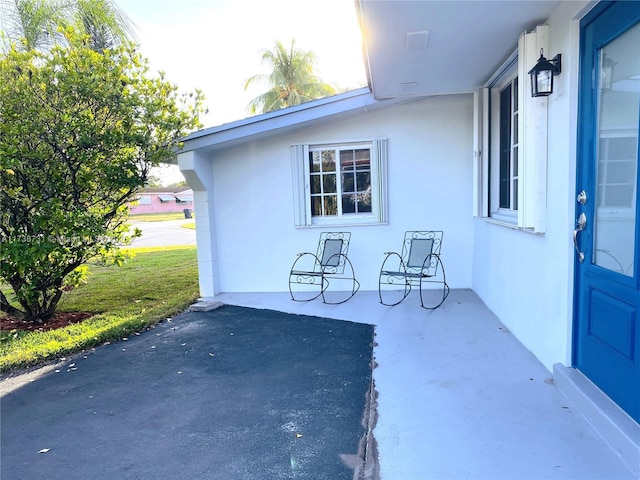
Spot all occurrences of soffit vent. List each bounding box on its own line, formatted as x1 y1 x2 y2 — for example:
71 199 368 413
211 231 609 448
405 31 430 50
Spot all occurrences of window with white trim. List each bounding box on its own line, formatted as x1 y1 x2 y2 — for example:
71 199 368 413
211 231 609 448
291 139 387 226
473 25 549 233
490 63 519 222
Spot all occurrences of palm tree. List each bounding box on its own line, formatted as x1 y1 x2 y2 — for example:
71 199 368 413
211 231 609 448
73 0 136 51
244 39 337 115
0 0 136 52
0 0 63 51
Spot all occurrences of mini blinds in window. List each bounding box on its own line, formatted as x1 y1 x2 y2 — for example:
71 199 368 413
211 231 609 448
291 139 388 227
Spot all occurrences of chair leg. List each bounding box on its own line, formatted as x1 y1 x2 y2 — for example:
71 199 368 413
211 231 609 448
378 252 411 306
379 279 411 306
321 254 359 304
419 254 449 310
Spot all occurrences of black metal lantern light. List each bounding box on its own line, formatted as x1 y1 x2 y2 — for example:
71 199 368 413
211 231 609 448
528 49 562 97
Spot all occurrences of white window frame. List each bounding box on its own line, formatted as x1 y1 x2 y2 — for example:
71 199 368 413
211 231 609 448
291 138 388 227
473 25 549 233
489 63 520 223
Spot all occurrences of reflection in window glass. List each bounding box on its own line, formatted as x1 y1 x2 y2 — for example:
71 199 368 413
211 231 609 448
309 145 372 218
593 22 639 277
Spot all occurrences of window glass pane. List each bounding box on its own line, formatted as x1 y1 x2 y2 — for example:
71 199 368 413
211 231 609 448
322 174 336 193
342 173 355 193
358 192 372 212
499 84 512 209
310 175 321 194
355 149 370 170
311 197 322 216
322 150 336 172
310 152 321 173
593 22 639 277
323 195 337 216
342 195 356 213
356 172 371 191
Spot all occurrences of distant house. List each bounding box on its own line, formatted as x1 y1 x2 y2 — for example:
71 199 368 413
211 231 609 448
128 187 193 215
176 1 639 474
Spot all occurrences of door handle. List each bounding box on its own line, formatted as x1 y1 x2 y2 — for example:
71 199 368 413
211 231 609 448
573 213 586 262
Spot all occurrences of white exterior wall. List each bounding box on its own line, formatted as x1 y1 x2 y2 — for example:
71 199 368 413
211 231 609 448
471 1 592 372
196 95 474 294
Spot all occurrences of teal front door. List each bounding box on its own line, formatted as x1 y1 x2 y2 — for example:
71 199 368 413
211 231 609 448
574 1 640 423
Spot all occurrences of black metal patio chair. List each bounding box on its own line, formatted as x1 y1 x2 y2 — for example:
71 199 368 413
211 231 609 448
378 230 449 309
289 232 360 304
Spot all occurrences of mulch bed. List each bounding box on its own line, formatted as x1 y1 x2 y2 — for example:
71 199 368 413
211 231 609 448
0 312 94 332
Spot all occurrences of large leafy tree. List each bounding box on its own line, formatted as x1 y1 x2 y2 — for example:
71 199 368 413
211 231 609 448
244 39 337 115
0 30 204 322
0 0 136 52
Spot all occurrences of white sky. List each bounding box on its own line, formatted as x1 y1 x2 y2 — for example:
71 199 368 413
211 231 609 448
119 0 367 185
121 0 367 127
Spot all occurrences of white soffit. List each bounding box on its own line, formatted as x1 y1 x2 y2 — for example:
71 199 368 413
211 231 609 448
359 0 561 98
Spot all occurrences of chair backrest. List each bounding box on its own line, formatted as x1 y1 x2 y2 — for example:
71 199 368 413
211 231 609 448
321 239 344 267
402 231 443 275
317 232 351 273
407 238 434 268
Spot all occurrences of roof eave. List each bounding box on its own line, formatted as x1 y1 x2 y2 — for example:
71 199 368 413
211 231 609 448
179 87 412 153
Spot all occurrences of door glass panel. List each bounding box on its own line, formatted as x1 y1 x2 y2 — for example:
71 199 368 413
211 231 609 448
593 23 640 276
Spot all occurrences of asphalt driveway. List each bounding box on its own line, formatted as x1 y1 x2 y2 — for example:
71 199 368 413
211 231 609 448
1 306 375 480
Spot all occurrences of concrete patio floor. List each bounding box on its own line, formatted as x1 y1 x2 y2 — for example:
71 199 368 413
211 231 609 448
212 289 636 480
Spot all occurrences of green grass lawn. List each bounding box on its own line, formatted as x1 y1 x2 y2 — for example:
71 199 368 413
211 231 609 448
0 246 199 373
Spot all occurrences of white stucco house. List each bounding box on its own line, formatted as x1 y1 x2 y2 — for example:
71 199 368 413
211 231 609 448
176 0 639 471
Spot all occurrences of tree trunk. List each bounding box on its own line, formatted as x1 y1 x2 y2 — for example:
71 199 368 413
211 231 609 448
0 290 27 320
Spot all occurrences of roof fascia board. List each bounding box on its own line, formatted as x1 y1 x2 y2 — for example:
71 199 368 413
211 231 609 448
180 88 384 152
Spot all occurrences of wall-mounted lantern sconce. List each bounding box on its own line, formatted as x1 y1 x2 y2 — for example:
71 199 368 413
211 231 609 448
528 49 562 97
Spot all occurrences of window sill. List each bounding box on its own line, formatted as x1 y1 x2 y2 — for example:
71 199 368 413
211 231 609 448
485 217 519 229
296 219 387 229
483 217 544 235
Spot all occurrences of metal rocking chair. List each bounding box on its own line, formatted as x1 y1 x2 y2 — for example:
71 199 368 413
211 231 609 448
289 232 360 304
378 230 449 309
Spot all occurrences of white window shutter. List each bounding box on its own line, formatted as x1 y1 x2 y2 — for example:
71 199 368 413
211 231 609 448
372 138 388 223
518 26 548 233
291 144 311 226
473 88 489 218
